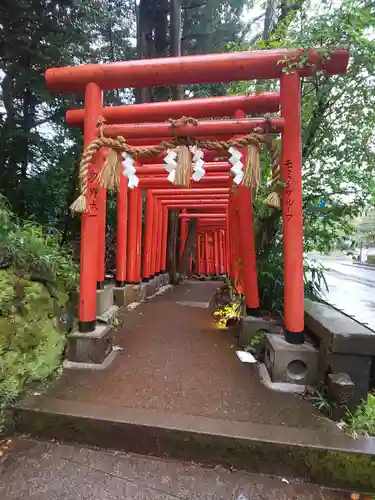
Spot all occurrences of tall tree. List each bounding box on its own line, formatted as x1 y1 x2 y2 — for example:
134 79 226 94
0 0 135 219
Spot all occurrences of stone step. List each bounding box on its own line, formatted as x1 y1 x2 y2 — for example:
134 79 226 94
14 395 375 492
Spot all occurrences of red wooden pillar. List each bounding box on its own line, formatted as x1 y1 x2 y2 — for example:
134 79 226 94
116 172 128 286
158 205 164 273
157 201 163 274
213 231 219 276
179 209 187 263
204 232 209 275
238 185 260 313
143 190 154 281
197 234 202 274
155 199 162 275
281 71 304 344
79 82 102 332
234 192 244 293
126 187 139 284
208 234 214 274
228 190 243 292
219 230 224 274
161 207 168 272
134 189 143 284
96 148 107 289
235 108 260 313
151 198 159 276
225 210 231 278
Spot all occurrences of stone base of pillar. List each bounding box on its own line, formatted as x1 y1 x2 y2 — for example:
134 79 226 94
264 333 318 386
96 284 114 317
238 316 279 349
134 283 148 302
96 305 119 324
65 323 115 367
145 280 158 297
113 276 171 308
114 285 139 306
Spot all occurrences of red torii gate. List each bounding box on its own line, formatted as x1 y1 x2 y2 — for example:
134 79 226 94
46 48 349 345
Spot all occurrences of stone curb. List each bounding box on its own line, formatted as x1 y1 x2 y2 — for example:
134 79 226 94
14 396 375 492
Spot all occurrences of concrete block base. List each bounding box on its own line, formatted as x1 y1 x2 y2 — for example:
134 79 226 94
96 285 114 317
63 348 119 370
264 334 318 386
134 283 147 302
320 350 371 409
113 276 170 309
160 273 170 286
153 275 162 290
97 305 119 324
114 285 139 307
65 324 114 365
145 280 158 297
257 363 306 394
238 316 279 348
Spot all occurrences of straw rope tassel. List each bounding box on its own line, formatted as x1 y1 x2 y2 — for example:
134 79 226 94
264 138 282 210
175 145 192 187
243 143 260 188
69 138 103 214
98 149 122 190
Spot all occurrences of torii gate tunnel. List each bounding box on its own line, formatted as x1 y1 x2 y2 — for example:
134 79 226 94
46 48 349 345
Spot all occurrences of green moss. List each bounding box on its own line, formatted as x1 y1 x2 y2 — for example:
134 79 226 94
0 197 78 428
0 269 66 423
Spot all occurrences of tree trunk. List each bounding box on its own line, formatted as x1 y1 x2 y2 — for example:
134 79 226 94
18 87 35 216
262 0 278 41
135 0 152 103
153 0 170 102
167 209 179 284
178 219 198 274
170 0 183 100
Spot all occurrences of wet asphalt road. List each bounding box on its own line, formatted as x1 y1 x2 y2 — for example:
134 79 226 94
309 254 375 331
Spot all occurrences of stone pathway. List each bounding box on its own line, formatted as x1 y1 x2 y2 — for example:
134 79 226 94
38 280 335 430
0 438 348 499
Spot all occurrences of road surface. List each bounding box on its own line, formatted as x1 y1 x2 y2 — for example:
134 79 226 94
308 254 375 331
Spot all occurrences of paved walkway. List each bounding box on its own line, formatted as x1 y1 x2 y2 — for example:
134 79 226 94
0 438 347 499
41 280 334 430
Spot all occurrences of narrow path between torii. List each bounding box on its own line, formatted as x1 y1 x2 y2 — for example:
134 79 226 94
38 281 333 430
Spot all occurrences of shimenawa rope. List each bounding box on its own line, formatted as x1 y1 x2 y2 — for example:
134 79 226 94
70 117 281 214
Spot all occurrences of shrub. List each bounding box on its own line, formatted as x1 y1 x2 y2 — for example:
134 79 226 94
0 196 78 424
256 246 327 317
0 271 64 408
367 255 375 265
343 393 375 438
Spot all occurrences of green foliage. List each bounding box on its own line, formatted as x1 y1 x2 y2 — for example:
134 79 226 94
257 246 328 316
343 393 375 438
230 0 375 254
311 389 332 417
213 301 242 329
0 196 78 424
0 0 136 223
0 196 78 293
367 255 375 264
0 271 64 408
354 209 375 247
